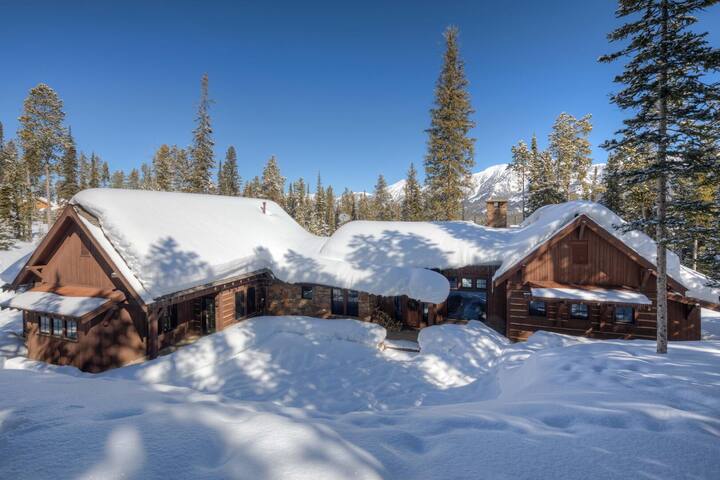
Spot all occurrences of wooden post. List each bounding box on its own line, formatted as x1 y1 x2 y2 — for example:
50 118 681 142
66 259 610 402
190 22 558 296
147 306 159 359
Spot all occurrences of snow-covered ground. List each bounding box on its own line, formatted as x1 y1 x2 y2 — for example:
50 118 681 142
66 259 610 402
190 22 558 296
1 313 719 479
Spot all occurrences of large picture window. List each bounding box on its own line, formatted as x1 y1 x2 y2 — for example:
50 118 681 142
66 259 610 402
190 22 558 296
235 291 246 319
529 301 547 317
301 285 313 300
347 290 359 317
247 287 256 316
331 288 344 315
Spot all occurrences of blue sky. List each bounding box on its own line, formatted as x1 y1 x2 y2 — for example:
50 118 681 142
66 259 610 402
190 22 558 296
1 1 718 191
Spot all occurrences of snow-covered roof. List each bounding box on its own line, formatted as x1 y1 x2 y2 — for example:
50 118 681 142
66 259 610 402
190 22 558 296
0 290 110 317
530 287 652 305
70 189 449 304
321 201 720 306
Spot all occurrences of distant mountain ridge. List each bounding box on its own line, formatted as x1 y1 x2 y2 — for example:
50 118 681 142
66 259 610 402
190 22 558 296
383 163 606 223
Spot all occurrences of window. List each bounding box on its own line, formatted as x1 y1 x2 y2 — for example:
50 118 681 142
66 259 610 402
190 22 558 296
475 278 487 289
571 241 589 265
422 303 429 323
66 320 78 340
301 285 313 300
570 303 589 320
53 317 64 336
447 276 457 290
446 291 487 321
247 287 256 315
394 296 403 320
331 288 344 315
529 301 547 317
235 291 246 319
614 306 634 324
80 242 90 257
40 316 50 334
347 290 359 317
461 278 473 288
160 305 178 333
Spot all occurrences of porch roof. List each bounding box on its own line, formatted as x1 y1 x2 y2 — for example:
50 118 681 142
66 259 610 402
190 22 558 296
0 286 124 319
530 285 652 306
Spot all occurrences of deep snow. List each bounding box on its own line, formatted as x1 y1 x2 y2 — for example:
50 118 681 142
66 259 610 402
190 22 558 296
1 313 719 479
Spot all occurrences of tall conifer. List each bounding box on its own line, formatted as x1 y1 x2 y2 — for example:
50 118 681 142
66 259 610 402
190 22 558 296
189 74 215 193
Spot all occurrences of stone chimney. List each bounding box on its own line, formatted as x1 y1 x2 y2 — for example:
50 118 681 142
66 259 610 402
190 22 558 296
486 200 508 228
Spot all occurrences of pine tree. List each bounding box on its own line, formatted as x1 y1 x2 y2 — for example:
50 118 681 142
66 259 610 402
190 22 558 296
325 185 336 233
101 162 110 187
509 140 531 219
189 73 215 193
140 162 154 190
127 169 140 189
243 176 262 198
289 178 310 228
17 83 66 225
400 163 424 221
370 174 392 221
89 153 100 188
153 144 175 191
600 0 720 353
310 174 329 235
424 26 476 221
357 192 372 220
57 130 79 203
0 141 33 241
527 135 564 213
601 149 624 214
171 146 192 192
0 218 14 250
220 146 241 196
261 155 285 205
548 113 593 200
78 153 90 190
110 170 125 189
339 188 356 222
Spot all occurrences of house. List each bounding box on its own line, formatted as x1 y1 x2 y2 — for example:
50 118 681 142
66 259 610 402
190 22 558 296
2 188 718 371
321 201 720 341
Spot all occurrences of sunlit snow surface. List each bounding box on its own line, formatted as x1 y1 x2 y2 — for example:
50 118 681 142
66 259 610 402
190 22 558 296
0 313 719 479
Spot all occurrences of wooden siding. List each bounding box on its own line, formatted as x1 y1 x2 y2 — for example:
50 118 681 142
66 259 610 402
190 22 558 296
266 280 373 321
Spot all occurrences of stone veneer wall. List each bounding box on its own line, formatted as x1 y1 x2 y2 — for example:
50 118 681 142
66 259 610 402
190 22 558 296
267 280 374 321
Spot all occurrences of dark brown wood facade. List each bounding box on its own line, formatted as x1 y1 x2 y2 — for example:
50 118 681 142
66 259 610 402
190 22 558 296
5 207 710 372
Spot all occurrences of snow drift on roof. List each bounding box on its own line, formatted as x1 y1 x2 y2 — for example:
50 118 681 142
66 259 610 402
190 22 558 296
70 189 449 304
530 287 652 305
321 200 719 306
0 291 109 317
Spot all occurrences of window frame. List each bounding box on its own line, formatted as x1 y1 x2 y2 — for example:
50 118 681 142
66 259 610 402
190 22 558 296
528 300 547 317
66 320 78 340
569 303 589 320
301 285 314 300
235 290 246 319
331 288 345 315
460 278 473 289
246 286 257 316
39 315 51 334
614 306 635 324
347 290 359 317
475 278 488 290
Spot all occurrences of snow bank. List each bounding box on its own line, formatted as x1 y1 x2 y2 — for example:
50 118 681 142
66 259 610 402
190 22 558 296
110 316 386 386
702 308 720 340
322 200 720 306
71 189 449 304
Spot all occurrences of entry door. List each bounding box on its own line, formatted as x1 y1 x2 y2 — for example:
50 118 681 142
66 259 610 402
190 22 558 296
201 296 216 334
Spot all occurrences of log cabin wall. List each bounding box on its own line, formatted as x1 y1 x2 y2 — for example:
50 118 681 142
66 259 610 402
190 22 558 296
503 224 700 341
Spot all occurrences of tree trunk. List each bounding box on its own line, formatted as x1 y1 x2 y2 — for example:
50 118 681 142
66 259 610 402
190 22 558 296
44 163 51 226
655 0 669 355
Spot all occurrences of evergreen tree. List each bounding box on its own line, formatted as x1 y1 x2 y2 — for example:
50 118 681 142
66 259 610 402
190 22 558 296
601 149 624 214
357 192 372 220
220 146 241 195
401 163 424 221
424 26 476 221
17 83 66 225
261 155 285 205
339 188 356 222
126 169 140 189
0 218 14 250
600 0 720 353
189 73 215 193
153 144 175 191
509 140 531 219
325 185 336 233
101 162 110 187
140 162 154 190
527 135 564 213
89 153 100 188
57 130 79 203
290 178 310 228
243 176 262 198
310 174 329 235
171 146 192 192
78 153 90 190
548 113 593 200
371 174 392 221
0 141 33 241
110 170 125 189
